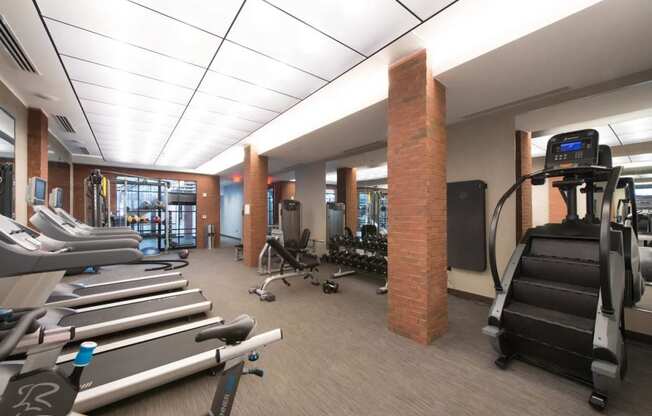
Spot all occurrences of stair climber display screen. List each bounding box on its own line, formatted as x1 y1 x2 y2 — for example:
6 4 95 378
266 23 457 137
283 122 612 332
545 129 599 169
483 128 639 411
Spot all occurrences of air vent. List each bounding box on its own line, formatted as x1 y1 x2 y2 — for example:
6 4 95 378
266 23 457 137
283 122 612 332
77 147 90 155
0 15 38 74
55 115 75 133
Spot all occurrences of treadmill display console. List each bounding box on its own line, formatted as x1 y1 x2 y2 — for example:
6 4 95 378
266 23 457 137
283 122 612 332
545 129 599 170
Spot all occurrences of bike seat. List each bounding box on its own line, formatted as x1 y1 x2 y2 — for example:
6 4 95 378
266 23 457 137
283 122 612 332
195 315 255 345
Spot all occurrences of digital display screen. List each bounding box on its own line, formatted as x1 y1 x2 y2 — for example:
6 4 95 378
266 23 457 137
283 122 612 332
34 179 46 201
560 140 582 152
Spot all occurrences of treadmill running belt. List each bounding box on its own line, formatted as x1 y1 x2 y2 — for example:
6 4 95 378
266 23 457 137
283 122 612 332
74 275 182 296
60 291 207 327
58 324 222 388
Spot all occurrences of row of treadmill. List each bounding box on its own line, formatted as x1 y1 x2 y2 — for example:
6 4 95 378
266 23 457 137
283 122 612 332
0 178 282 415
485 129 649 410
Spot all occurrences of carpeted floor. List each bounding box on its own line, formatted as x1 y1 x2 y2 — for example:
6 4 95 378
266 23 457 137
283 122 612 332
65 242 652 416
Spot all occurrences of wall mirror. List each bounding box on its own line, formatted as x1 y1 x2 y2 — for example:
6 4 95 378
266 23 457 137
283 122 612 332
0 107 15 218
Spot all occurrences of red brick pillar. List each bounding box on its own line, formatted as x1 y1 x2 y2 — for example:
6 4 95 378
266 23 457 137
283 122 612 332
387 49 448 344
27 108 48 219
243 145 268 267
336 167 358 232
515 130 532 242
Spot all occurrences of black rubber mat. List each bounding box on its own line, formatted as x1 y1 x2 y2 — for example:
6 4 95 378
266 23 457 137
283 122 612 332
58 322 222 388
74 275 183 296
60 291 207 327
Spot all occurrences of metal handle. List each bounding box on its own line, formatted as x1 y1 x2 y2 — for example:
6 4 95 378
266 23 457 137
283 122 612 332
599 166 622 315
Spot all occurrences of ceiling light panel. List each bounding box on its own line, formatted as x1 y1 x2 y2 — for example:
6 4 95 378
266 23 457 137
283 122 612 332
611 156 631 165
199 71 298 113
81 100 179 126
266 0 419 56
86 113 176 133
46 20 204 88
191 91 279 124
594 126 622 147
61 57 193 104
629 153 652 163
211 41 326 99
611 116 652 135
183 109 262 133
131 0 243 37
37 0 219 67
73 81 185 117
398 0 457 20
227 0 365 81
618 130 652 145
174 118 250 141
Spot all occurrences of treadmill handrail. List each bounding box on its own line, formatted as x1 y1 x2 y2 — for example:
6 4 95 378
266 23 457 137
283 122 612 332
0 308 46 360
599 166 622 315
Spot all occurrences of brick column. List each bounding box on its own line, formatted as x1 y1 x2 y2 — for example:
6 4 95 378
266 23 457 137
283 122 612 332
387 49 448 344
336 167 358 231
27 108 48 219
515 130 532 242
243 145 268 267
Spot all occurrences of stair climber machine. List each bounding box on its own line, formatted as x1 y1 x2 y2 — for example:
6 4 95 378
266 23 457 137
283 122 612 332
483 129 645 410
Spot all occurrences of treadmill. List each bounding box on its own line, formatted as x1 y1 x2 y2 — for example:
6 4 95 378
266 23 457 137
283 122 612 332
0 232 282 414
28 181 141 243
22 179 190 308
0 214 211 350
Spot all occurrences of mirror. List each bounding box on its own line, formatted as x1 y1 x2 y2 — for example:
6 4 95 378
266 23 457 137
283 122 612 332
0 107 15 218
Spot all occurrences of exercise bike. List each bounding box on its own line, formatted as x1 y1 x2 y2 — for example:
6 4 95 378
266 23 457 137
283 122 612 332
0 307 96 416
196 315 283 416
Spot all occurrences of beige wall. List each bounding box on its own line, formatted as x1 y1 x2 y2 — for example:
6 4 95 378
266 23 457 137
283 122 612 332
294 161 327 254
0 79 27 224
447 112 517 298
531 158 549 226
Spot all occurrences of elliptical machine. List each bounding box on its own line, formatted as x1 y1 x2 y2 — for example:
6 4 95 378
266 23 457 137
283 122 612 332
483 129 645 410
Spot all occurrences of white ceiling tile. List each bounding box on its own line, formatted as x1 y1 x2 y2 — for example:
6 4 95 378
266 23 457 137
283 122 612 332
611 116 652 135
182 109 261 134
211 41 326 99
131 0 243 37
62 56 193 104
199 71 298 113
74 81 185 117
628 153 652 163
227 0 365 80
81 100 179 126
47 19 204 88
399 0 456 20
611 155 631 165
86 113 176 133
174 118 249 141
190 91 278 124
618 130 652 145
266 0 419 55
38 0 219 67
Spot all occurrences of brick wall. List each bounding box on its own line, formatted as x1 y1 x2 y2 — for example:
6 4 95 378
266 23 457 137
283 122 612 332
243 145 268 267
72 164 220 248
48 161 71 212
515 130 533 241
27 108 48 220
336 167 358 231
387 49 448 344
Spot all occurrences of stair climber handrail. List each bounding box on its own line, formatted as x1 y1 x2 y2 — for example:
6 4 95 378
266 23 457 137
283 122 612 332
489 171 541 293
599 166 622 316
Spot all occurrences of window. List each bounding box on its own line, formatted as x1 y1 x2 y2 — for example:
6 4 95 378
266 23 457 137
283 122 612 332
325 188 336 203
267 188 274 225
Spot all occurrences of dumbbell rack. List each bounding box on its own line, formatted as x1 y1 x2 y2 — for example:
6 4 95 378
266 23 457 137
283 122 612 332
322 235 388 295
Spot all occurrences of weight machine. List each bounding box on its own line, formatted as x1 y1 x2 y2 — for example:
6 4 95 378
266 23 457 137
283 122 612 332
258 199 302 275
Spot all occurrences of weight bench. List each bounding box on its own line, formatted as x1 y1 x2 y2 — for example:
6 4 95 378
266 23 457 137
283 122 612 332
249 237 320 302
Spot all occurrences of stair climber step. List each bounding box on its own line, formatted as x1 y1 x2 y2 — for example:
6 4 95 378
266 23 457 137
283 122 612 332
503 332 594 384
502 302 595 357
520 255 600 289
512 277 599 319
529 237 598 262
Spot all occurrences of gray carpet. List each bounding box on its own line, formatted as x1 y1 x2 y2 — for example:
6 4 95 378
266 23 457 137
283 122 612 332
66 243 652 416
